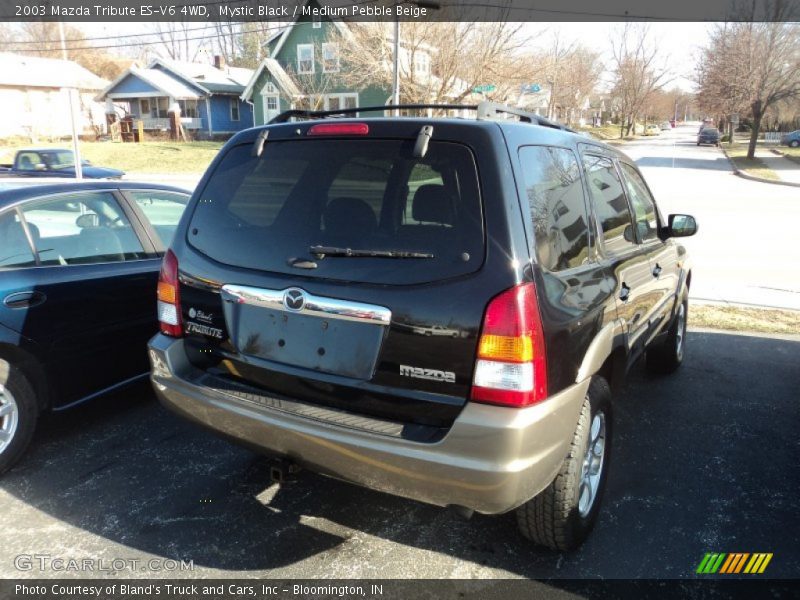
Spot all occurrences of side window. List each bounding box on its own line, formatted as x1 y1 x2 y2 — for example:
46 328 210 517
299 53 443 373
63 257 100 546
129 191 189 247
0 210 36 268
619 162 658 242
21 192 146 266
16 152 42 171
519 146 590 272
583 155 637 255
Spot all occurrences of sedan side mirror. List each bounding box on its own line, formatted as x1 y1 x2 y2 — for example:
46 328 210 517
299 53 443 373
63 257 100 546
668 214 698 238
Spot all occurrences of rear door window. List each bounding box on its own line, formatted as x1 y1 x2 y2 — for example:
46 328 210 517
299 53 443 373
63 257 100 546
187 139 484 285
518 146 590 271
583 155 637 255
128 190 190 246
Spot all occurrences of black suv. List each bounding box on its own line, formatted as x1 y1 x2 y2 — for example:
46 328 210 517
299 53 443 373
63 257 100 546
148 103 697 550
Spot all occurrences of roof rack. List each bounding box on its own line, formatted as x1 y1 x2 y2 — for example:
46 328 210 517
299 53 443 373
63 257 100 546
269 101 576 133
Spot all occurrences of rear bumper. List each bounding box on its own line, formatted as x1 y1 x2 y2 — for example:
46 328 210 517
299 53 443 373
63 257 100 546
148 334 588 514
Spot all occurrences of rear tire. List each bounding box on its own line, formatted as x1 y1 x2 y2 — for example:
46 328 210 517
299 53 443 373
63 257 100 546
516 377 612 551
0 361 38 475
646 299 688 375
790 140 800 148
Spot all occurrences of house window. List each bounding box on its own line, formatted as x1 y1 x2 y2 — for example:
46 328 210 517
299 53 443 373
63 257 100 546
230 98 240 121
322 43 339 73
414 52 430 76
143 97 169 118
312 15 321 28
178 99 198 118
297 44 314 74
323 93 358 114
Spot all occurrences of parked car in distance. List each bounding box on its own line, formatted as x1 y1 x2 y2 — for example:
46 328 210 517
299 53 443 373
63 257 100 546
0 181 190 474
0 149 124 179
780 130 800 148
644 124 661 136
669 119 676 127
660 122 671 131
149 102 697 551
697 127 721 146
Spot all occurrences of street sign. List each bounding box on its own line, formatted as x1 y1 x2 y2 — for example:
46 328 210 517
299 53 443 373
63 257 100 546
521 83 542 93
472 84 496 93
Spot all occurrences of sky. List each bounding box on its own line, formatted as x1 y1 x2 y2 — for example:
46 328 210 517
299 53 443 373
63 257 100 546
79 20 712 92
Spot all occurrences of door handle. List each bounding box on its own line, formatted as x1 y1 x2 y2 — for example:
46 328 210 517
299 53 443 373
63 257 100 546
619 283 631 302
3 291 46 309
652 263 662 278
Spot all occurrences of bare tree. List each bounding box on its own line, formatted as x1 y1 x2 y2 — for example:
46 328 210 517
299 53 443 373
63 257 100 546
535 34 603 125
609 24 672 137
333 22 530 108
150 22 200 62
696 14 800 158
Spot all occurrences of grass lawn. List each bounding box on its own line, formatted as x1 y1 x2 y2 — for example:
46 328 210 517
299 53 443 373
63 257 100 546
775 146 800 165
723 144 780 181
581 124 635 141
691 304 800 335
0 140 223 173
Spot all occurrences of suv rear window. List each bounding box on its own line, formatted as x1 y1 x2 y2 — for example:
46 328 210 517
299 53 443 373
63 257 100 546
187 138 484 285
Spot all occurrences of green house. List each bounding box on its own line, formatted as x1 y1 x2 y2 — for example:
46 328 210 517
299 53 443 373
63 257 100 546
241 3 390 124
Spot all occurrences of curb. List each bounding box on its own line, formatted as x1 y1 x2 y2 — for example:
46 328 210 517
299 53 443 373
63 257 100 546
719 145 800 188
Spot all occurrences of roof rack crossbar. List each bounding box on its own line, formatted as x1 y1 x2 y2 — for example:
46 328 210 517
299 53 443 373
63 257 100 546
268 101 575 133
268 104 476 124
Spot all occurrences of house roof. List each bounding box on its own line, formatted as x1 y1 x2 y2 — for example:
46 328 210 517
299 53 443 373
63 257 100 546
151 58 253 95
268 12 352 58
95 66 202 102
240 58 301 101
0 52 108 91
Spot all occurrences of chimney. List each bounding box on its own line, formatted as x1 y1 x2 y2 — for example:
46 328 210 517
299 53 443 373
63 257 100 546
214 55 225 70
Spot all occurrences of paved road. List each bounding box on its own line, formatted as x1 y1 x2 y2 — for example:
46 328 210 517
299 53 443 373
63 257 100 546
620 124 800 310
1 329 798 579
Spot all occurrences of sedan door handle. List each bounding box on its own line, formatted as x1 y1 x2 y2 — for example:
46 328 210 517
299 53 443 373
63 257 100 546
619 283 631 302
3 291 46 309
652 263 662 278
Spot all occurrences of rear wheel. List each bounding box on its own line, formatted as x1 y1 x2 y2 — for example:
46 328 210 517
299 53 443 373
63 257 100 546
516 377 612 551
0 361 38 475
790 140 800 148
646 299 687 375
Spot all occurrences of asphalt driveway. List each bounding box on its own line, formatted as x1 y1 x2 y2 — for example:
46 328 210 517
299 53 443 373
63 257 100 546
1 329 798 579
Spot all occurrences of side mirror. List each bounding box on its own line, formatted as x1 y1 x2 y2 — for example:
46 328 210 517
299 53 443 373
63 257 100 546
623 224 635 242
34 163 47 171
668 214 697 238
76 213 99 228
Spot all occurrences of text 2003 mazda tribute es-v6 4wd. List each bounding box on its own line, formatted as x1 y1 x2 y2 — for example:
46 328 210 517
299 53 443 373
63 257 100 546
148 103 697 550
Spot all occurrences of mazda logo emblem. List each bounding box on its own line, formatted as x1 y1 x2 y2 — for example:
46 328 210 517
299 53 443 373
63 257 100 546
283 288 306 312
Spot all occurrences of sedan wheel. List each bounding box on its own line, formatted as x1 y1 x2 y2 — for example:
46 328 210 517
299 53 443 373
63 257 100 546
0 386 19 454
0 361 38 475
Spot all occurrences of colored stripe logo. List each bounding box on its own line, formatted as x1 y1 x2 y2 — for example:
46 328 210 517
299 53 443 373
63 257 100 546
696 553 773 574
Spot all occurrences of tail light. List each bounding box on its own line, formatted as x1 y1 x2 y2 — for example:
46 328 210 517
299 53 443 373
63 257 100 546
470 283 547 407
157 249 183 337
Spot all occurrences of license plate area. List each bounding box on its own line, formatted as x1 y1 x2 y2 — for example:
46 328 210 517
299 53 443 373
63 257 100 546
221 285 390 380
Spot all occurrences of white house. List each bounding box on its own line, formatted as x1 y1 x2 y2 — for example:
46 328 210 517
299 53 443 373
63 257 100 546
0 53 109 140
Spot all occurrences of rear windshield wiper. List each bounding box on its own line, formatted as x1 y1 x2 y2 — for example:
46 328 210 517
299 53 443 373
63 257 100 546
309 245 434 259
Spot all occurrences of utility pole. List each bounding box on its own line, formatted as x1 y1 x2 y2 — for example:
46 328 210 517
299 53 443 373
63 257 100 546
392 16 400 116
59 22 83 180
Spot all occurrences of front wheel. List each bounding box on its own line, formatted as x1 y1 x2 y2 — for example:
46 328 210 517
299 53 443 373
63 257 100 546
516 377 612 551
646 299 687 375
0 361 38 475
790 140 800 148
